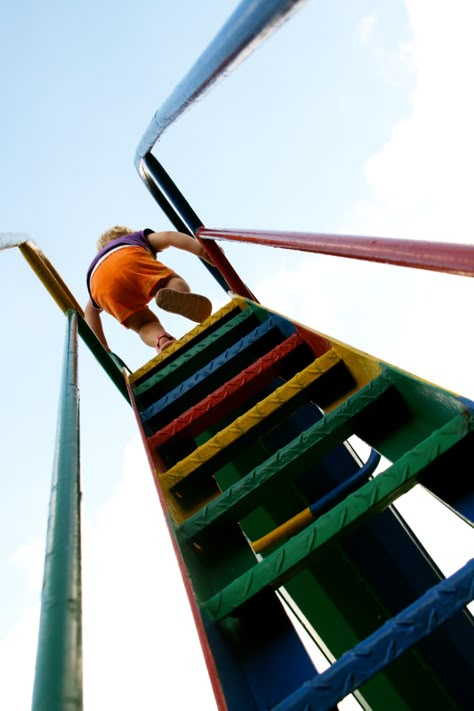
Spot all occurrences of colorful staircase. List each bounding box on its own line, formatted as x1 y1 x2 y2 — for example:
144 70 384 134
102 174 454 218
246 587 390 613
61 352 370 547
126 296 474 710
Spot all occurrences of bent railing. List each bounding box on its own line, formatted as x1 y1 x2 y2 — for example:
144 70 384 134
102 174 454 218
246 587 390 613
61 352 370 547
135 0 474 291
135 0 306 163
0 234 130 401
134 0 310 300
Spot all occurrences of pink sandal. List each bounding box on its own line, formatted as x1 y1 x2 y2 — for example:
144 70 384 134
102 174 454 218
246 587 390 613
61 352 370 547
156 332 176 354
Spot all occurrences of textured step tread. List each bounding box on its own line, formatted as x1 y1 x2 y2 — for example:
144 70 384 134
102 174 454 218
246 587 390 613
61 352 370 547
129 299 241 384
177 373 393 540
148 332 306 449
140 316 291 433
133 307 258 401
202 412 474 621
272 558 474 711
160 349 341 492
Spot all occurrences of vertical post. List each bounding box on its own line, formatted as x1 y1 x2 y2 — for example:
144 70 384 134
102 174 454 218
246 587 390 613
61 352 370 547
32 311 83 710
141 153 259 300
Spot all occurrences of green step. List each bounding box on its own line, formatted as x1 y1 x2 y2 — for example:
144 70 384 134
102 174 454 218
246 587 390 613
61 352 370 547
177 372 393 541
161 348 342 505
130 300 242 385
202 412 474 620
133 307 261 407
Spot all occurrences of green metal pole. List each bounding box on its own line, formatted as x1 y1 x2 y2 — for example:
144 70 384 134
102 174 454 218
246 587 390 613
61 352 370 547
76 312 130 403
32 311 83 710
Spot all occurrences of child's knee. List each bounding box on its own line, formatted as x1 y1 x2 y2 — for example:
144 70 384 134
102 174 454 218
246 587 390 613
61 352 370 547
161 275 190 293
123 307 157 332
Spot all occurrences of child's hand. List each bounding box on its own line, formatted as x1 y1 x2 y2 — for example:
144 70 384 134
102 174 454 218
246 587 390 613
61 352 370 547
198 243 215 265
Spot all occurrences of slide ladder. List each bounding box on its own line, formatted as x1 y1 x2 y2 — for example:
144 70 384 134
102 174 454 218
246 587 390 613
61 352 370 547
11 3 473 708
125 295 474 711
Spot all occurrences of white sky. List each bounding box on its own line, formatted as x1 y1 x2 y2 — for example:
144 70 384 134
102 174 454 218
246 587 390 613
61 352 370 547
1 1 473 709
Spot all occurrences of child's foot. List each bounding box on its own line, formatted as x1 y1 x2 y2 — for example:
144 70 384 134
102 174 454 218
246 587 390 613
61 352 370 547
156 289 212 323
156 332 176 354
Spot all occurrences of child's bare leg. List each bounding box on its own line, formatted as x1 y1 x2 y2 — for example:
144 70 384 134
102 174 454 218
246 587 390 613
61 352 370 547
161 275 191 293
155 275 212 323
123 308 174 350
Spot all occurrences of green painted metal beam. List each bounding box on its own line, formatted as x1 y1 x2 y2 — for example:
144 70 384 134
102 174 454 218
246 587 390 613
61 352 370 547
32 311 83 711
177 373 392 541
76 311 130 403
203 412 473 621
133 306 257 401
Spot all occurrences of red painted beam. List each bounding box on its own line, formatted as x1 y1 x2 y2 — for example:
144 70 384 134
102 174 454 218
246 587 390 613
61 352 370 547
196 235 259 301
147 333 305 450
197 227 474 277
125 375 228 711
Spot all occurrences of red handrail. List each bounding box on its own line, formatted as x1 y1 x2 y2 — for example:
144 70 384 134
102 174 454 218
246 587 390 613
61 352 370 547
197 227 474 278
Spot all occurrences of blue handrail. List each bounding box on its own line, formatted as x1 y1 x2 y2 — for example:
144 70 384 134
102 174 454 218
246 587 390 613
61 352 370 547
134 1 307 298
135 0 307 164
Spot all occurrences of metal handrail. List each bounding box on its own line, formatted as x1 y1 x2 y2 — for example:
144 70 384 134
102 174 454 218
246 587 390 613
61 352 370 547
134 0 307 299
32 310 83 710
197 226 474 278
139 154 257 299
0 233 130 401
135 0 307 164
134 0 474 295
1 234 83 313
251 448 382 553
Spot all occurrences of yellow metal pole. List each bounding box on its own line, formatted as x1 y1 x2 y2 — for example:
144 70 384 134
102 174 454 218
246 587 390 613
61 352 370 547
19 241 84 314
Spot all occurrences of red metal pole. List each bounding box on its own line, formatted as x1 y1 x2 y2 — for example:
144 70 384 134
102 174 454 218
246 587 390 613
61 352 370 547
196 235 259 301
197 227 474 277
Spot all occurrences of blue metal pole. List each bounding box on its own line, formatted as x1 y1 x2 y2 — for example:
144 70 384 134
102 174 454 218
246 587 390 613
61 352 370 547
135 1 308 298
32 311 83 711
135 0 308 162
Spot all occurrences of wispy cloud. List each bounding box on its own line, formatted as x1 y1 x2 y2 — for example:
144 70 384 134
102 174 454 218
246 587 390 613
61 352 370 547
350 1 474 243
355 10 414 88
356 14 377 47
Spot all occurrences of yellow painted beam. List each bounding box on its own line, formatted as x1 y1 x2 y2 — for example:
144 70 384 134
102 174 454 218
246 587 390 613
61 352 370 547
130 298 244 383
160 348 341 523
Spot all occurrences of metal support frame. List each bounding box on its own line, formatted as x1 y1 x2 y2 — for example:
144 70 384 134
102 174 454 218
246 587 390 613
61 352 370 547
198 226 474 278
139 154 258 299
135 0 308 300
32 311 83 711
135 0 307 163
135 0 473 301
0 233 130 401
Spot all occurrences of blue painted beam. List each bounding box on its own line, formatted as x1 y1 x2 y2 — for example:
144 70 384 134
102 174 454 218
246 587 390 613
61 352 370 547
272 559 474 711
141 315 293 433
135 0 308 163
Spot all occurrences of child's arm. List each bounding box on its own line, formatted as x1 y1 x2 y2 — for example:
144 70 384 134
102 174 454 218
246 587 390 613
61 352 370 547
148 231 214 265
84 299 110 351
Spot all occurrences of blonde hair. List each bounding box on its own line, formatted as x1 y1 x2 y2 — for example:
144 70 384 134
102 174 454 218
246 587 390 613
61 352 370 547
96 225 135 251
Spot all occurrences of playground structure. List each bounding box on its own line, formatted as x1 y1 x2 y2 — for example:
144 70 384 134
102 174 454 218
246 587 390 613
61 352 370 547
3 1 473 709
